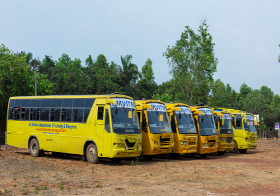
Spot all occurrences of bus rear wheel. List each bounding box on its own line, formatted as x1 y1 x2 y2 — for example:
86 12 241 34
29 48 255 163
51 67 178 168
239 149 247 154
86 143 98 164
185 153 195 158
29 138 44 157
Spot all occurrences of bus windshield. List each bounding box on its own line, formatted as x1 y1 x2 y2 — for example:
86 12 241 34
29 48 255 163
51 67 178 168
111 108 140 134
147 111 172 134
198 114 217 136
176 113 197 134
244 119 256 132
220 119 233 134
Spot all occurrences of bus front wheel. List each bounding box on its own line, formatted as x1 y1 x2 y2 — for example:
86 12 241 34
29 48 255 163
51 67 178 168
217 151 226 155
86 143 98 164
29 138 44 157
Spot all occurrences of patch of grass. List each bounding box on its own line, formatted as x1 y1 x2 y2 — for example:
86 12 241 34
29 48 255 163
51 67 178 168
4 188 7 193
22 189 29 195
92 166 94 173
0 190 2 195
24 182 27 188
58 181 65 190
188 179 191 182
43 185 47 190
150 173 152 176
165 165 168 169
14 184 16 187
35 187 39 194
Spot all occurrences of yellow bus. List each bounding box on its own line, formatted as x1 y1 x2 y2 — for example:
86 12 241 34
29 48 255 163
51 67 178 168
135 100 174 159
213 109 235 155
6 94 142 163
217 109 257 153
165 103 198 158
190 106 218 158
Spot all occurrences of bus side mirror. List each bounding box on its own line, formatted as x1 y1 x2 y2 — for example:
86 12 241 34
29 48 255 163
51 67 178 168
178 113 181 119
114 105 118 114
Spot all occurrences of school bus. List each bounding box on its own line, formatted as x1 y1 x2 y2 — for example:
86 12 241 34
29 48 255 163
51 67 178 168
216 108 257 153
213 109 235 155
6 94 142 163
165 103 198 157
190 106 218 158
135 100 174 159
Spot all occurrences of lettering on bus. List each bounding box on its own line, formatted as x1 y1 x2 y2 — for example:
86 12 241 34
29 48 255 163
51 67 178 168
175 107 191 114
29 122 77 130
111 98 135 108
147 103 166 112
197 108 212 115
222 114 231 120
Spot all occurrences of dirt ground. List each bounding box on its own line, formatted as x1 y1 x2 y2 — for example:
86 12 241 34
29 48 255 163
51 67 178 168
0 139 280 196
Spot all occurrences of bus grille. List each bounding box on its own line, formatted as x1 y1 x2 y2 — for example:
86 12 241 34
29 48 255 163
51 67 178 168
125 139 135 148
160 137 170 146
227 137 233 143
208 142 215 147
188 142 196 146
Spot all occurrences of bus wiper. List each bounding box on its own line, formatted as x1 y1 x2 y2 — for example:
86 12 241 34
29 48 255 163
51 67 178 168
122 104 127 113
155 108 159 116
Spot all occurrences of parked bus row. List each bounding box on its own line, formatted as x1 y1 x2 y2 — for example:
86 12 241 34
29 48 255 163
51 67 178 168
6 93 257 164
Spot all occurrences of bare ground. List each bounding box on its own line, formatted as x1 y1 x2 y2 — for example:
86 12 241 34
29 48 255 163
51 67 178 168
1 139 280 196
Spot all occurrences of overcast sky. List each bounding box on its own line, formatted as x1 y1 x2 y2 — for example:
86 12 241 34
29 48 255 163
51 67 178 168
1 1 280 95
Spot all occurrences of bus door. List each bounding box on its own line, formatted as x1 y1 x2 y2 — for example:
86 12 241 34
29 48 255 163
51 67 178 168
95 104 112 157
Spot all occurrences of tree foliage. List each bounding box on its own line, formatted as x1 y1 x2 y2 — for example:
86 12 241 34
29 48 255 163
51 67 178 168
164 19 217 105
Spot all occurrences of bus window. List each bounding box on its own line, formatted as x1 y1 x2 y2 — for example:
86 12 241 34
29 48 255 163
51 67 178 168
21 108 25 120
14 108 20 120
25 108 30 120
32 108 39 120
41 108 50 121
142 112 147 133
8 108 13 120
97 107 104 120
51 108 61 121
84 109 90 122
171 115 176 133
62 108 72 122
73 109 83 122
105 109 110 133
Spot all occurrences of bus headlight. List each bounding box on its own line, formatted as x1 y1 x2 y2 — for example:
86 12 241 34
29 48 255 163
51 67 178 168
117 144 120 147
184 142 187 146
220 137 225 141
203 143 208 147
137 144 141 150
125 146 128 150
181 141 184 145
154 141 158 146
245 138 248 142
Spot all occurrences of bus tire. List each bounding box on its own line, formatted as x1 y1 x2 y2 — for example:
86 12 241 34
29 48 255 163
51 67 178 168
199 154 207 158
86 143 98 164
217 151 226 155
239 149 247 154
231 141 238 153
29 138 44 157
111 158 121 163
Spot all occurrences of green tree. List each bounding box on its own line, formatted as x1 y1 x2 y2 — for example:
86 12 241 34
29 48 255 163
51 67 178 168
0 44 53 140
210 79 226 107
260 85 274 104
272 94 280 108
119 55 140 97
164 19 217 105
138 58 157 99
